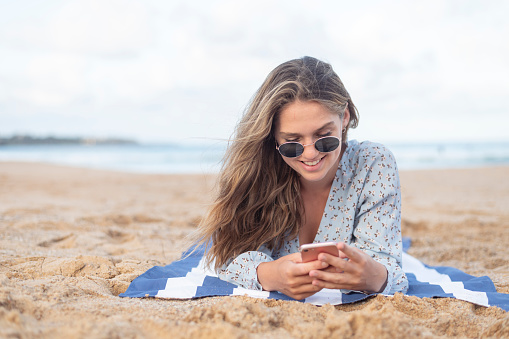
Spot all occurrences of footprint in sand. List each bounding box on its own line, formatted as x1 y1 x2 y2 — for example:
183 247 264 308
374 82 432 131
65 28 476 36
37 234 76 249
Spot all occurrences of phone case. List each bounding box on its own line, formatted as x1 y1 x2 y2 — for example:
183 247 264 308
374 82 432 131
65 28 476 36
299 242 339 262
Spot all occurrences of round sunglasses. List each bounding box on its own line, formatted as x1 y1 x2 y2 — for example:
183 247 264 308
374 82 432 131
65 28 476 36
276 136 341 158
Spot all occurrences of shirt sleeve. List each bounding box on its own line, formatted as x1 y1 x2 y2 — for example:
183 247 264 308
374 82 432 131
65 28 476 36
216 244 274 290
350 144 409 295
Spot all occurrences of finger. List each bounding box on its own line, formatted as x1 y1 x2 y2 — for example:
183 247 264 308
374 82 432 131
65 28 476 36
320 266 343 274
309 270 352 289
312 278 354 290
293 260 329 276
337 242 362 262
337 251 348 259
288 274 316 287
288 264 329 285
294 282 323 293
287 286 322 301
284 281 323 300
317 253 349 272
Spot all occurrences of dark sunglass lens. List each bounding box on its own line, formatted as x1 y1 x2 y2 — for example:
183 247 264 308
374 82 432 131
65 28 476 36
279 143 304 157
315 137 340 153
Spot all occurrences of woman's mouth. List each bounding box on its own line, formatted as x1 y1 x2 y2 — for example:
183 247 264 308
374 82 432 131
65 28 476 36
302 157 323 166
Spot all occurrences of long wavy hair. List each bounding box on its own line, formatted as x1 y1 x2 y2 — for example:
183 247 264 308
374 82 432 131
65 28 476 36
194 56 359 269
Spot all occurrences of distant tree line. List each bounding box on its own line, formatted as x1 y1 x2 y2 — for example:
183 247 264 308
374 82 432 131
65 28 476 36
0 135 137 146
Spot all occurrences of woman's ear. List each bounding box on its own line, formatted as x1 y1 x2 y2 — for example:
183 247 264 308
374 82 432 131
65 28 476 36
342 106 350 128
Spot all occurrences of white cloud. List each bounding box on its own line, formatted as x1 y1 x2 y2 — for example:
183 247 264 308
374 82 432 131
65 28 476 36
1 0 153 55
0 0 508 142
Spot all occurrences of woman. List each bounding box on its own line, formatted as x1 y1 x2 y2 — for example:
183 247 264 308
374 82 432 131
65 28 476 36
195 56 408 300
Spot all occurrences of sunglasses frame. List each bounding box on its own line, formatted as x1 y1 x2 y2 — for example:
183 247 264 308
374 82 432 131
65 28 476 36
276 136 341 158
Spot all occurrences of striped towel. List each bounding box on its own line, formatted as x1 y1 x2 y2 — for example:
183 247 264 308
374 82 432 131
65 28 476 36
120 239 509 311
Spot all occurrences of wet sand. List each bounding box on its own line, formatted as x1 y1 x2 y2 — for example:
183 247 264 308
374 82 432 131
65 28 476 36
1 162 508 338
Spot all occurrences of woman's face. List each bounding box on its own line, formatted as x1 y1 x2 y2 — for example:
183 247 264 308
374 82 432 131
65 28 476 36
275 100 349 188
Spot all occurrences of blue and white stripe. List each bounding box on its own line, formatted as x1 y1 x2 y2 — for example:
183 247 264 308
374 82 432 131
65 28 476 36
120 241 509 311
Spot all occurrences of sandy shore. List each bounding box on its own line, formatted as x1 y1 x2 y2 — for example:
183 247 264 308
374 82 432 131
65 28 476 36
1 162 508 338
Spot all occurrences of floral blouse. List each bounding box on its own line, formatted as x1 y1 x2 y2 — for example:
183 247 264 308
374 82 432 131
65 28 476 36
217 140 409 295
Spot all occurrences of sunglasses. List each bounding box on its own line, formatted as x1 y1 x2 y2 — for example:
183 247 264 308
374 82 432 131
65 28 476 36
276 136 341 158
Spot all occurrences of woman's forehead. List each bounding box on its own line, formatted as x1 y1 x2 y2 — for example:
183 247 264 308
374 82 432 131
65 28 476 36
276 101 340 134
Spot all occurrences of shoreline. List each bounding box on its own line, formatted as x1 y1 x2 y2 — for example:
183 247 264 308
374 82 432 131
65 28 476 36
2 138 509 174
1 162 508 337
2 159 509 175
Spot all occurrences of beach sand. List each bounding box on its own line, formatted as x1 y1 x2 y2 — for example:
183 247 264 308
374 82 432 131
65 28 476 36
1 162 508 338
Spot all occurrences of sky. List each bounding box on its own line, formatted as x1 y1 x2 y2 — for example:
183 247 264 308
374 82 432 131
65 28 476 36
0 0 508 144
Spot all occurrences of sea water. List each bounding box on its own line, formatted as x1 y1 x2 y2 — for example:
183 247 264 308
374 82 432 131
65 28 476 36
0 140 508 174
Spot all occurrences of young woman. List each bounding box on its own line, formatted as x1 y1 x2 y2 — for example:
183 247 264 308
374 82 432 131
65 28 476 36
195 56 408 300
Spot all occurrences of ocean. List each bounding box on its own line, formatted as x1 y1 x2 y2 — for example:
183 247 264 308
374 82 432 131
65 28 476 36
0 140 508 174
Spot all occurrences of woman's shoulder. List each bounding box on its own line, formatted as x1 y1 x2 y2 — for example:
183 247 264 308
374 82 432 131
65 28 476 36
341 140 398 175
338 140 399 188
346 140 396 160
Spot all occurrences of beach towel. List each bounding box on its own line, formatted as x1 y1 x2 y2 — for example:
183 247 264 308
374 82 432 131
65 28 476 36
120 238 509 311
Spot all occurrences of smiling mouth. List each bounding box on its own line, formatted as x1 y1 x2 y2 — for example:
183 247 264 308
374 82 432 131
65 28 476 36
302 157 323 166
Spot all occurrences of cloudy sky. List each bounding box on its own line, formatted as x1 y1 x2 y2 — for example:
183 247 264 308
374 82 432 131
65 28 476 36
1 0 508 144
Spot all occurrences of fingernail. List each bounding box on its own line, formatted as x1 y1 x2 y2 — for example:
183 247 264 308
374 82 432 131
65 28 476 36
322 261 328 268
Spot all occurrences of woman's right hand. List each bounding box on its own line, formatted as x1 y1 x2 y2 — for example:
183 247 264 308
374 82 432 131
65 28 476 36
256 253 328 300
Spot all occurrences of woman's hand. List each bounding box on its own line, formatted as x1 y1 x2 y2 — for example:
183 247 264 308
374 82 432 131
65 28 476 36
309 242 388 293
257 252 328 300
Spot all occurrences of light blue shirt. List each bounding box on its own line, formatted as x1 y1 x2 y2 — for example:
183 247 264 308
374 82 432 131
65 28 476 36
217 140 409 295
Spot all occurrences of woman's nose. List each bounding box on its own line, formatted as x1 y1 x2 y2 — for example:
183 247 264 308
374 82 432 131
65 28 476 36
300 142 319 159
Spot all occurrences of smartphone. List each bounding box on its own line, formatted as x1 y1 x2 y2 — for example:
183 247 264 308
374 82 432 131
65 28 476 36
299 242 339 262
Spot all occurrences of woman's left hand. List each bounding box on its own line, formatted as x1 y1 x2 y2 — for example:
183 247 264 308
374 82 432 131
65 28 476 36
308 242 388 293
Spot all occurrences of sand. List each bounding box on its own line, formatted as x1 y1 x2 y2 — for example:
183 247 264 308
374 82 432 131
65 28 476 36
1 162 508 338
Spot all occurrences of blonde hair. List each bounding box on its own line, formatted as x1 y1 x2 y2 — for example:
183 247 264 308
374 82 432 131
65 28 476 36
195 56 359 269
